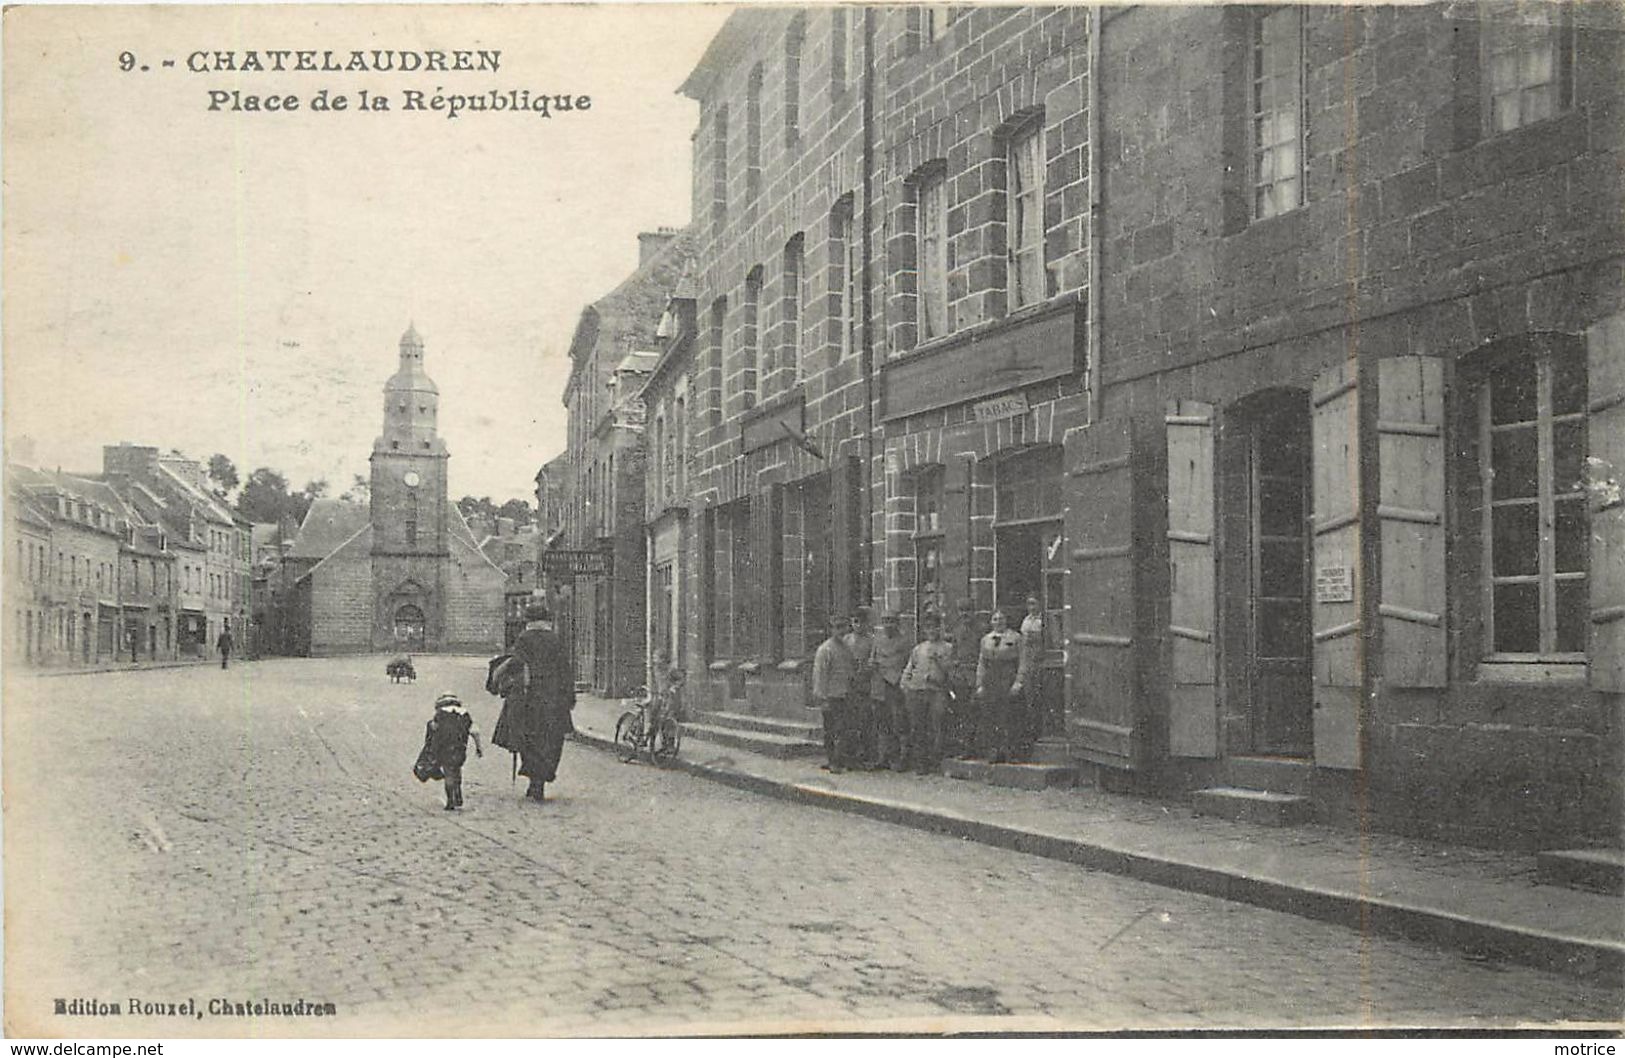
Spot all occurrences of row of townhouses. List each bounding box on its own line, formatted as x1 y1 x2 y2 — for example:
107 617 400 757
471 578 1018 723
552 3 1623 850
6 444 252 666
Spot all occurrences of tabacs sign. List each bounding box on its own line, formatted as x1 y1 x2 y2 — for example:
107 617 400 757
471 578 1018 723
973 393 1031 423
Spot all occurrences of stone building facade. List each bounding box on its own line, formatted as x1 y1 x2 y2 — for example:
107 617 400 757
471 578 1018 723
5 467 146 666
681 8 877 720
656 4 1624 848
1071 4 1624 846
559 230 692 697
283 326 505 655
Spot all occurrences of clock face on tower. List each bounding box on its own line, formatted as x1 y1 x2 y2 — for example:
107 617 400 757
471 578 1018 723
403 470 421 488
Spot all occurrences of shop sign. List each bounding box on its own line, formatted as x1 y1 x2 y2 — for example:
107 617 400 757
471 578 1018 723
1315 565 1355 604
974 393 1030 422
542 549 612 576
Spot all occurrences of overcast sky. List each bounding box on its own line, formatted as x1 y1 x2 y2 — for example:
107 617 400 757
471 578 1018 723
4 4 734 503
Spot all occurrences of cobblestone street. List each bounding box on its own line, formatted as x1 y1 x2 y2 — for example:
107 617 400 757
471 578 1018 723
5 656 1620 1037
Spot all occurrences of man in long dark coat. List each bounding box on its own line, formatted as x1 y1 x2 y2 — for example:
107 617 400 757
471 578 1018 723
491 600 576 803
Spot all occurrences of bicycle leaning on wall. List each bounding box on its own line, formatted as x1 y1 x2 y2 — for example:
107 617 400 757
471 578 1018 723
614 676 683 764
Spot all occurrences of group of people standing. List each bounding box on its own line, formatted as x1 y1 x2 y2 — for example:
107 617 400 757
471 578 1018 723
810 597 1048 776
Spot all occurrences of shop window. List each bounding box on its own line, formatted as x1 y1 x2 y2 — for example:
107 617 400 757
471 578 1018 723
1475 343 1589 660
1483 3 1574 134
912 465 946 629
1251 7 1306 220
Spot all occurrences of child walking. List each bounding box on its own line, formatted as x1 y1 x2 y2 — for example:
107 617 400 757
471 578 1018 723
425 691 483 810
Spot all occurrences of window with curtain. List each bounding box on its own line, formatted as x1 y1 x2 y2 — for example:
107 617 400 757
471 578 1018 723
1483 4 1573 134
917 169 948 341
1251 8 1306 220
1007 116 1047 308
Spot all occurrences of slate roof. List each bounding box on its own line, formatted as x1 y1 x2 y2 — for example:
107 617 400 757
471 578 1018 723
287 499 371 561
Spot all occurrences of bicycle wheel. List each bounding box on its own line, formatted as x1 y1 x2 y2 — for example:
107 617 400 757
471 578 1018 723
653 716 681 763
614 710 643 762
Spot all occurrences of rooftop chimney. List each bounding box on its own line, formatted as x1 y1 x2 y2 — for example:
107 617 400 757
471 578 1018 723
637 227 680 268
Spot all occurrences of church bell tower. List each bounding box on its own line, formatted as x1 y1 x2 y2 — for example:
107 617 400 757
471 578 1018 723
370 323 449 558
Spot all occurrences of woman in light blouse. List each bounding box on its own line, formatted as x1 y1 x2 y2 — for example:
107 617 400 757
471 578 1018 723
975 609 1023 763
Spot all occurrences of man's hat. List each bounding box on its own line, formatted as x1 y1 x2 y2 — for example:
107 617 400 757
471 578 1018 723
524 599 552 621
435 692 462 708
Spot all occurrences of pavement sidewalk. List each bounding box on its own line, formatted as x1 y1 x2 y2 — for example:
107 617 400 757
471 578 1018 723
567 691 1624 982
15 656 226 677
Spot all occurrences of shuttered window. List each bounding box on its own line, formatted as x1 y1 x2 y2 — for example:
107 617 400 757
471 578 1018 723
1479 348 1588 659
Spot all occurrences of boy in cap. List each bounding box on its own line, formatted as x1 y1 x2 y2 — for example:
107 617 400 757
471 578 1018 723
426 691 483 810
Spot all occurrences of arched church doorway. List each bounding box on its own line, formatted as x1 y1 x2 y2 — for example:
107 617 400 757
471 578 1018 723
393 604 426 651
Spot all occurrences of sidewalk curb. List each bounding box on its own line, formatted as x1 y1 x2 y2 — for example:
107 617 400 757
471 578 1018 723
570 729 1624 981
20 659 222 678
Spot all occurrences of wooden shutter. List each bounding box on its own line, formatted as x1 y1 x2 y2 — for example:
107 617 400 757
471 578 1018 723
1311 360 1362 769
1377 357 1446 687
1065 420 1141 769
1586 312 1625 691
941 453 971 605
1165 401 1217 757
756 483 784 659
830 455 861 611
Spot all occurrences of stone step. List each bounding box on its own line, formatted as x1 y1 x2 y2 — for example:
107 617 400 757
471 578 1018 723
1536 848 1625 895
694 709 823 741
1191 786 1314 827
1226 756 1313 796
681 722 825 760
943 758 1078 790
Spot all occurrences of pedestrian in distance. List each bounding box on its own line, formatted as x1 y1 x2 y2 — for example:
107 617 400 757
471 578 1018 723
871 611 912 771
812 614 856 774
976 609 1023 764
490 600 576 804
217 620 234 670
421 691 483 811
900 612 954 774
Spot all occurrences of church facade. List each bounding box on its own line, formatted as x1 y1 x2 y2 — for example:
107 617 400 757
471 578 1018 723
283 326 505 655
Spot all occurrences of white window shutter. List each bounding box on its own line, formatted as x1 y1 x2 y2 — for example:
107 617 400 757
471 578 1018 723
1165 400 1218 758
1311 360 1362 769
1376 357 1447 687
1064 420 1142 769
1586 312 1625 691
